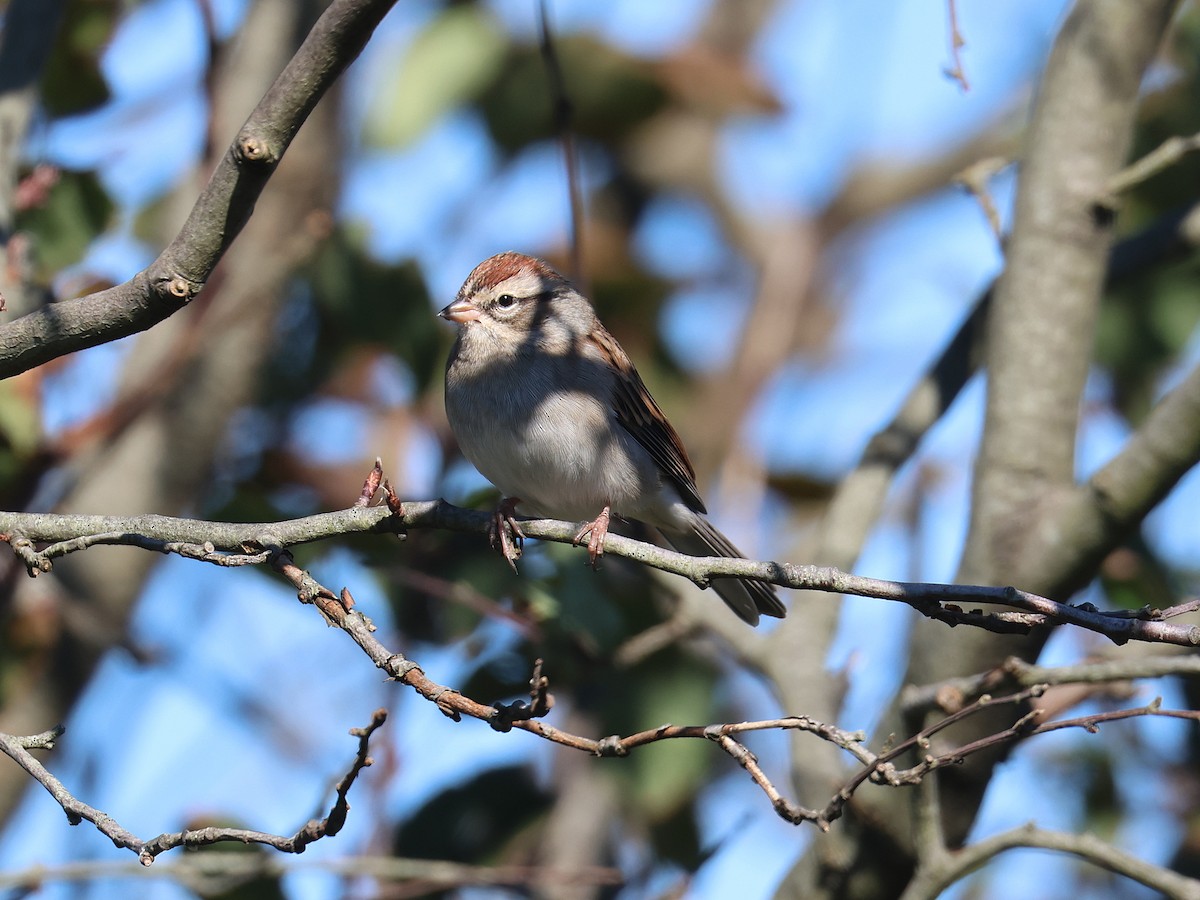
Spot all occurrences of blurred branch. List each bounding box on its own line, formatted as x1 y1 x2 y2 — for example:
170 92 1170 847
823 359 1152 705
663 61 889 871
0 0 68 315
389 566 542 640
614 610 697 667
0 710 387 865
809 188 1200 584
1042 360 1200 582
901 651 1200 716
901 823 1200 900
1107 129 1200 195
962 0 1179 582
0 855 623 894
942 0 969 91
954 155 1007 240
537 0 585 288
0 0 397 378
1 493 1198 646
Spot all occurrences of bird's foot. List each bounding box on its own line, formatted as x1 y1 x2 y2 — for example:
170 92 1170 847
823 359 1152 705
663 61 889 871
489 497 525 572
572 505 611 569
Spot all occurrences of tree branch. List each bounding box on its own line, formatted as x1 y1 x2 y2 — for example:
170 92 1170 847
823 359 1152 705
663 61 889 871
964 0 1179 585
0 0 398 378
0 495 1197 646
901 823 1200 900
0 710 387 865
901 652 1200 716
0 855 623 894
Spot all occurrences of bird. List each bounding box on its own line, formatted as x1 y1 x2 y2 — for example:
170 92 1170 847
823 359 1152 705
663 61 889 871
438 251 785 626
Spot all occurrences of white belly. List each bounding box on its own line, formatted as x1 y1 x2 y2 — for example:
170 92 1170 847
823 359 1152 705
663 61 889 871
446 364 663 522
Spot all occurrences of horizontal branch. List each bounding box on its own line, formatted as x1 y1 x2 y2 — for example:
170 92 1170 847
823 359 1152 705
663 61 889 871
900 652 1200 715
903 822 1200 900
1 492 1196 647
0 854 623 894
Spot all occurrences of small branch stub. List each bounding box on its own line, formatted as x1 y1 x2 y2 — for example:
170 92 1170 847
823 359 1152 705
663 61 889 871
237 134 276 165
165 276 195 301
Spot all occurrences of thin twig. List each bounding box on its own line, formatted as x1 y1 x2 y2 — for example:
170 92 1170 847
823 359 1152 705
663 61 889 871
537 0 585 287
901 652 1200 715
1108 130 1200 196
954 156 1008 243
0 712 388 866
7 556 1198 839
943 0 969 91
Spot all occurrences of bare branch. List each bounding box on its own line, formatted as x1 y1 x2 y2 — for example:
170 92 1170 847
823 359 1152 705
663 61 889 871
0 855 623 894
537 0 585 287
266 553 1200 832
964 0 1179 586
901 652 1200 716
1108 129 1200 195
0 0 398 378
0 497 1197 646
0 711 387 866
901 823 1200 900
942 0 969 91
6 551 1198 842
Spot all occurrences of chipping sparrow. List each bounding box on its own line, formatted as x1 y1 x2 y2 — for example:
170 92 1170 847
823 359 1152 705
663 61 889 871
439 252 785 626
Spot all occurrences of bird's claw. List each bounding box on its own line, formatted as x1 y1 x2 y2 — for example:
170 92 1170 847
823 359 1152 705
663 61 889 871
490 498 525 572
572 506 611 569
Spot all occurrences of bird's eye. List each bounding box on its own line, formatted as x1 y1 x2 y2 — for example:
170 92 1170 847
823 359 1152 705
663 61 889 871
496 293 517 309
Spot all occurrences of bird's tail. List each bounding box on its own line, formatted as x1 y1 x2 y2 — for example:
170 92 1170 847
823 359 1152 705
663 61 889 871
663 516 786 626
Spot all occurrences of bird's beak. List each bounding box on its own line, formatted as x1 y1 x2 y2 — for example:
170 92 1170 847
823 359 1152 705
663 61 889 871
438 299 481 323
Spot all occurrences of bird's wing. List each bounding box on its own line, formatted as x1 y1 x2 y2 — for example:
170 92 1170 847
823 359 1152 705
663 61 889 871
590 327 707 514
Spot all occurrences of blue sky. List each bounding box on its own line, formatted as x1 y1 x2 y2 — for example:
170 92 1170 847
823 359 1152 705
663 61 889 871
4 1 1197 898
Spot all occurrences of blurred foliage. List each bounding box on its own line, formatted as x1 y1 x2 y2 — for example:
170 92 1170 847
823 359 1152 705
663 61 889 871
1097 13 1200 421
37 0 115 116
15 170 113 280
391 764 553 863
307 232 442 391
477 36 668 154
0 382 41 476
364 4 507 149
188 836 287 900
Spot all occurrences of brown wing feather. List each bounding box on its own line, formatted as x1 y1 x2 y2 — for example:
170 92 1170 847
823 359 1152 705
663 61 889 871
590 327 707 514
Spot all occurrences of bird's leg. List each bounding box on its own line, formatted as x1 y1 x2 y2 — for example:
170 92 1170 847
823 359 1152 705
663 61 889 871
572 505 611 568
489 497 525 572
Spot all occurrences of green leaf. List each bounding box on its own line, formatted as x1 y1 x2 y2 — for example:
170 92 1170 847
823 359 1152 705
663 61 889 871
39 0 117 116
363 6 508 148
17 170 114 279
0 383 40 460
627 661 716 819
